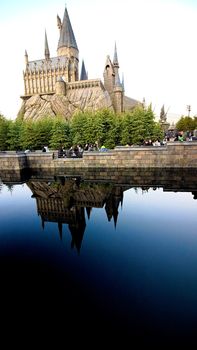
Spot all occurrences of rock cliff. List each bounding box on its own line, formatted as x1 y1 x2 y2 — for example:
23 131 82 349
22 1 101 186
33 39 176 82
18 85 113 120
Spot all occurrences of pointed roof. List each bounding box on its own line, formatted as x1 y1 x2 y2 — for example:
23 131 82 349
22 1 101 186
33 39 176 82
80 60 88 80
105 55 113 68
58 7 78 50
113 42 119 66
86 207 92 219
44 30 50 59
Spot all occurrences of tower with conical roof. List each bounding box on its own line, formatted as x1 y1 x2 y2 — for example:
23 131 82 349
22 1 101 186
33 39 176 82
57 7 79 82
103 43 123 113
103 55 115 97
113 43 123 113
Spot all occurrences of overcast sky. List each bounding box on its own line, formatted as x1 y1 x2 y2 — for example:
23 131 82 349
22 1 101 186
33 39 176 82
0 0 197 122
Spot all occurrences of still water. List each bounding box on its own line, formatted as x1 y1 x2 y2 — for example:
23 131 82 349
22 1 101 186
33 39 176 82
0 169 197 343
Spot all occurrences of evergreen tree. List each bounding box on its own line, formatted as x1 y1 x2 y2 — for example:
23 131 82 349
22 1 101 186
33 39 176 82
7 119 23 150
0 115 10 150
121 105 163 145
19 120 37 150
70 112 88 146
33 118 53 149
49 118 71 149
94 109 116 148
176 116 195 132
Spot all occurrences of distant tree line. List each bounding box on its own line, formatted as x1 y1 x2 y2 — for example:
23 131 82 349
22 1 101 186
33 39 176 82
176 116 197 132
0 105 164 151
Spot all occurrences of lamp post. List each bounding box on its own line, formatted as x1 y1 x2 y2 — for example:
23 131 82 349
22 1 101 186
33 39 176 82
187 105 191 117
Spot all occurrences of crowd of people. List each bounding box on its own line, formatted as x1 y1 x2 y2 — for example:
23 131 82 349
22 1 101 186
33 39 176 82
57 142 106 158
40 130 196 158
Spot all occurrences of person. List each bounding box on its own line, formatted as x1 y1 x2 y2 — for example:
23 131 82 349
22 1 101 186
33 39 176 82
100 145 107 152
42 146 46 152
58 146 64 158
178 134 184 142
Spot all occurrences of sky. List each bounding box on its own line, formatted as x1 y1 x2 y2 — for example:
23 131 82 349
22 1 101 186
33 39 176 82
1 0 197 123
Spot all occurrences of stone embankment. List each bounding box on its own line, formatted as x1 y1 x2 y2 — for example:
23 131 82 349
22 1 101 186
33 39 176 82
0 142 197 172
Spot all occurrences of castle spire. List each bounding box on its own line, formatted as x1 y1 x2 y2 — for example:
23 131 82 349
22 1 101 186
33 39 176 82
80 60 88 80
113 42 119 67
24 50 28 65
44 30 50 59
57 6 78 50
113 43 121 87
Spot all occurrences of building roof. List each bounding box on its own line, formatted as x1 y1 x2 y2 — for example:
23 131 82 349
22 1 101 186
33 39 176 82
124 95 141 110
57 7 78 50
27 56 68 71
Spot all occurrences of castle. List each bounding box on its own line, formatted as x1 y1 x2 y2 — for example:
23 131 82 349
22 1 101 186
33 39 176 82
19 6 139 120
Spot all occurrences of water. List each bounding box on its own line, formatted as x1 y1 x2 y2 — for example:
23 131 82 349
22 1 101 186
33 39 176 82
0 169 197 344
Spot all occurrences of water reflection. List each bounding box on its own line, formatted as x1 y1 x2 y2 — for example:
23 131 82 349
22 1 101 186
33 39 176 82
0 168 197 342
1 168 197 254
27 177 123 253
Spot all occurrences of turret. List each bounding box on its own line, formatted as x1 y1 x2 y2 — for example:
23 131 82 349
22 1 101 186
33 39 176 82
103 55 115 96
55 76 66 95
57 7 79 60
113 42 121 88
80 60 88 80
113 43 123 113
44 30 50 60
25 50 28 66
57 7 79 82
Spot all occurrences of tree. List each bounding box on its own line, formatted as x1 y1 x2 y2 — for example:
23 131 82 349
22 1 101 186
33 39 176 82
93 109 116 148
0 115 10 150
176 116 195 132
19 120 37 150
33 118 53 149
121 105 163 145
70 111 88 146
7 119 23 150
49 118 71 149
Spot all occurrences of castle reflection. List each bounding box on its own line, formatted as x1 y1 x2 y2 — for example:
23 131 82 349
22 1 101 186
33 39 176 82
27 177 124 253
1 168 197 253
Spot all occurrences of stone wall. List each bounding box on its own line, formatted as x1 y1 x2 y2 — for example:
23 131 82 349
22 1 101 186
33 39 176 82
0 143 197 173
0 152 27 170
52 142 197 169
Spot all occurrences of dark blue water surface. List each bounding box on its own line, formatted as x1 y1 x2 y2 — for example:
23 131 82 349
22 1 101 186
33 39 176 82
0 170 197 344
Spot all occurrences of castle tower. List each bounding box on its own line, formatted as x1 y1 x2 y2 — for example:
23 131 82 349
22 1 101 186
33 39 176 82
57 7 79 82
113 43 123 113
103 44 123 113
103 55 115 97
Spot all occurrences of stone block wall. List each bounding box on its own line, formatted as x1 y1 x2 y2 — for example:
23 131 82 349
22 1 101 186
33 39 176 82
0 152 27 170
0 142 197 174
